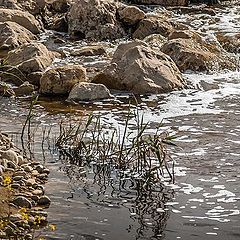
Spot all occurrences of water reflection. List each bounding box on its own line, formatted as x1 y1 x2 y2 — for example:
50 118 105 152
59 151 174 240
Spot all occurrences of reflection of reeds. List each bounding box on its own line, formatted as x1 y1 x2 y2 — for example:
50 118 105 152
56 108 176 183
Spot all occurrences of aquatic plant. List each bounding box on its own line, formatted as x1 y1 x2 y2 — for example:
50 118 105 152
56 107 176 184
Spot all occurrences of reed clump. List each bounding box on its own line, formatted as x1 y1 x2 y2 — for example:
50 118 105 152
56 108 176 184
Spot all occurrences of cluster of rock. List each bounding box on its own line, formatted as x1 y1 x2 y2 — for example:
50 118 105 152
0 0 238 101
0 132 51 239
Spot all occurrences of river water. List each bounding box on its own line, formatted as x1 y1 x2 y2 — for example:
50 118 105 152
1 3 240 240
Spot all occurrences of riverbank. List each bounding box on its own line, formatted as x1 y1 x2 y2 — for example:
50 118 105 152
0 132 53 239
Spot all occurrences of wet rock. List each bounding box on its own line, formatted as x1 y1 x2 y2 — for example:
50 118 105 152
40 65 87 95
216 32 240 53
161 38 236 72
0 21 36 58
68 0 126 40
130 0 188 5
38 195 51 205
118 6 145 25
70 45 106 57
93 41 185 94
14 82 35 97
68 82 113 101
133 16 173 39
12 196 32 208
9 214 23 222
3 42 57 86
35 165 44 173
0 8 41 34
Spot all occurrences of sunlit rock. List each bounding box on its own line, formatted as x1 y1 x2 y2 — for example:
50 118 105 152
93 41 185 94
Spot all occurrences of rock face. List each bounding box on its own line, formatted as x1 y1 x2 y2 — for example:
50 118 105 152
133 16 173 39
118 6 145 25
161 38 236 72
0 21 36 57
93 41 185 94
68 0 125 40
2 42 56 85
68 82 113 101
130 0 188 5
0 8 41 34
40 65 87 95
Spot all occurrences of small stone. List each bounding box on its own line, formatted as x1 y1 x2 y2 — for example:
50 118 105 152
42 168 50 175
38 195 51 205
11 183 21 189
37 173 48 180
13 176 23 181
12 196 32 208
24 166 33 172
25 178 36 186
7 161 17 169
32 189 43 196
35 165 44 174
31 195 40 202
9 213 23 222
14 171 27 177
31 170 39 176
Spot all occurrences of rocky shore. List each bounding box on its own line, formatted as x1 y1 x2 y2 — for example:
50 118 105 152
0 0 238 100
0 132 52 239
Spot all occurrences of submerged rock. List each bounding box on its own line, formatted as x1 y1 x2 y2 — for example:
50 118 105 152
68 0 125 40
93 41 185 94
68 82 113 101
40 65 87 95
0 8 41 34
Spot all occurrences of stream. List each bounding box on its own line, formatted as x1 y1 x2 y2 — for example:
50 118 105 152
0 3 240 240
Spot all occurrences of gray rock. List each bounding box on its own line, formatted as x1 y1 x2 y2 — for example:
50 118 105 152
68 82 113 101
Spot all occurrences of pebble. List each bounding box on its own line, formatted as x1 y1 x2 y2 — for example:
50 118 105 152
12 196 32 208
38 195 51 205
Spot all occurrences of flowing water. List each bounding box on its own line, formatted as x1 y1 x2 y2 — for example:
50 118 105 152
1 3 240 240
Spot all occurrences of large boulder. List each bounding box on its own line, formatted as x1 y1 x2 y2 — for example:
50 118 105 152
93 41 185 94
40 65 87 95
68 82 113 101
132 16 173 39
161 38 236 72
2 42 57 85
129 0 188 5
0 21 36 57
0 8 41 34
68 0 126 40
